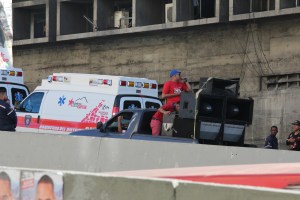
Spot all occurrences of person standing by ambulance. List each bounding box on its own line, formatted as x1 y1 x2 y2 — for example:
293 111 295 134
0 88 17 131
162 69 191 104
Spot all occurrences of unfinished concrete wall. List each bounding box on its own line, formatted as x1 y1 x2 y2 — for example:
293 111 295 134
13 16 300 147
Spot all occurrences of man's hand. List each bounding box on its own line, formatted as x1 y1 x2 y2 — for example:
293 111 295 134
181 78 188 83
164 111 171 115
288 138 295 143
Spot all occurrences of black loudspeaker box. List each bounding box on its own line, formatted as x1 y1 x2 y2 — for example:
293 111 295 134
179 93 196 119
198 94 225 121
172 118 195 139
201 78 239 97
225 97 254 124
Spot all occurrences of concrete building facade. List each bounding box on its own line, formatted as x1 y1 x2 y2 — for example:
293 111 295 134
12 0 300 148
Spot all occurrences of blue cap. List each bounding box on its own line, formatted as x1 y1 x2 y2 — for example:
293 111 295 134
170 69 181 77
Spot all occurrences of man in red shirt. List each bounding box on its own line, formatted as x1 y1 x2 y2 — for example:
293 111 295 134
150 102 180 136
162 69 191 104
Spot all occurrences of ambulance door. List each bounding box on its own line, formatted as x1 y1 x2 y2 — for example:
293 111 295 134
142 98 162 109
16 91 47 133
119 97 143 111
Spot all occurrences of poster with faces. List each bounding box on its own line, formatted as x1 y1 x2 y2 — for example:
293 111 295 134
0 169 21 200
20 171 63 200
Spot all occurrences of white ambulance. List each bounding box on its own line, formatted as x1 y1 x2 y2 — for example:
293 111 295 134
16 73 162 134
0 66 29 107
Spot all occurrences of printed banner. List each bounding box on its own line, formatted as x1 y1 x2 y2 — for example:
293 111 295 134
21 171 63 200
0 0 12 68
0 169 21 200
0 169 64 200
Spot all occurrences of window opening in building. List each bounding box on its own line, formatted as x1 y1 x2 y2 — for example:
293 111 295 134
233 0 275 15
59 0 94 35
252 0 275 12
33 13 46 38
261 73 300 91
83 2 94 32
194 0 215 19
280 0 300 9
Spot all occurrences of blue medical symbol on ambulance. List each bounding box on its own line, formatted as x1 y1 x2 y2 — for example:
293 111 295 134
15 92 24 102
58 95 66 106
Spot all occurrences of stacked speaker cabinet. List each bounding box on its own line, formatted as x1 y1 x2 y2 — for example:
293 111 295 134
173 93 196 138
195 94 225 143
179 93 197 119
177 78 254 146
223 97 254 145
225 97 254 124
200 78 239 97
172 117 195 138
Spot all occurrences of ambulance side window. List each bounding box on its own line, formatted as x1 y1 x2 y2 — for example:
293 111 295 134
145 102 160 109
11 88 27 107
123 101 141 109
19 92 44 113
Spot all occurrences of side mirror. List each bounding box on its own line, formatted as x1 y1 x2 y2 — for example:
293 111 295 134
96 122 103 130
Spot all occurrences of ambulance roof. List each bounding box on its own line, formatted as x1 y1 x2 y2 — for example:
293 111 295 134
0 66 24 84
35 73 158 97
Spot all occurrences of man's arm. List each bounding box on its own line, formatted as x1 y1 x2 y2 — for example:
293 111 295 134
158 104 173 115
162 93 180 99
286 134 295 145
158 107 171 115
264 137 269 148
6 106 17 122
181 78 192 92
185 81 192 92
117 116 123 133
